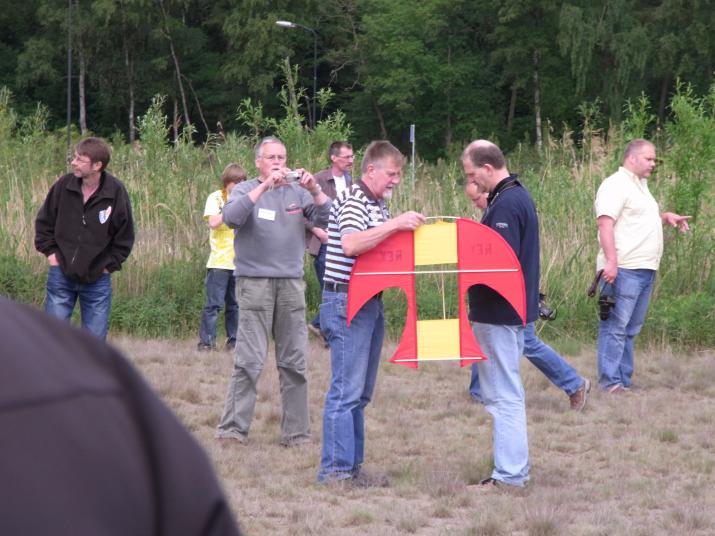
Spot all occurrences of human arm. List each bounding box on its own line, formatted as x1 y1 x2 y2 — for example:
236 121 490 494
222 180 263 228
207 214 224 229
311 227 329 244
341 211 426 257
203 192 226 229
105 185 135 272
34 181 61 261
661 212 690 232
297 169 330 206
597 215 618 283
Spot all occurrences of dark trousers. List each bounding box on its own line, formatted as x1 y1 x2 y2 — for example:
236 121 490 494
199 268 238 346
310 243 327 329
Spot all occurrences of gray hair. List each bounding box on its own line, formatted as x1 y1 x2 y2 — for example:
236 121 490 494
254 136 285 159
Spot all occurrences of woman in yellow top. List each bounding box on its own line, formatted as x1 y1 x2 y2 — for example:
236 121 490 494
198 164 246 350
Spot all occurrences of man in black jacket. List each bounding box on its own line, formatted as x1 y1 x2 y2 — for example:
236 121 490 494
0 296 242 536
35 137 134 340
462 139 539 488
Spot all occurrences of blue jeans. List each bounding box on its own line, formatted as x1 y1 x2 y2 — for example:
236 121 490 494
310 244 327 329
199 268 238 346
597 268 655 389
44 266 112 340
318 290 384 482
473 322 529 487
470 322 583 400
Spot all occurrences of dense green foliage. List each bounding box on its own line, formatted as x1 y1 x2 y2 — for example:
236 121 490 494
0 0 713 160
0 82 713 348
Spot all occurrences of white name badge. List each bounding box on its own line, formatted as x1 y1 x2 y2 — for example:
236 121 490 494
257 208 276 221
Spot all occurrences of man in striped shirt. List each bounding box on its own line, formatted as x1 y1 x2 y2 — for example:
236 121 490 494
317 140 425 486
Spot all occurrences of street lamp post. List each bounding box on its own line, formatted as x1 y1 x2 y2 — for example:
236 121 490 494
275 20 317 129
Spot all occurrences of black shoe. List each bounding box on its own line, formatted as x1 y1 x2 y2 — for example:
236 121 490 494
225 338 237 351
197 342 216 351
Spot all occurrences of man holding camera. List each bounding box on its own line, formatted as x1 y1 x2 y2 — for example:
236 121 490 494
595 139 690 394
216 136 330 446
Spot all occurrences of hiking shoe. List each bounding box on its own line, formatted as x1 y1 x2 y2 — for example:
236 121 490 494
479 477 502 488
215 431 247 444
280 435 311 448
569 378 591 411
197 342 216 352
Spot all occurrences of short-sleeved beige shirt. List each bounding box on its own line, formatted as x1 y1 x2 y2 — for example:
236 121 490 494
595 166 662 271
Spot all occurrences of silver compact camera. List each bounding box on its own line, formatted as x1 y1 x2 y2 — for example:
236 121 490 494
284 170 302 182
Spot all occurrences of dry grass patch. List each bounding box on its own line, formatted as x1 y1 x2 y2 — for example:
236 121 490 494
114 335 715 535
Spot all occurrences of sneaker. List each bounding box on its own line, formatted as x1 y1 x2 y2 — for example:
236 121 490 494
606 383 625 394
569 378 591 411
318 472 354 486
197 342 216 352
225 338 237 351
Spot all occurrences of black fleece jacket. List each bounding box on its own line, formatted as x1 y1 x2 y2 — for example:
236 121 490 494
35 171 135 284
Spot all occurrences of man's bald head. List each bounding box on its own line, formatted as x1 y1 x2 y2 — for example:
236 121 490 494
462 140 507 171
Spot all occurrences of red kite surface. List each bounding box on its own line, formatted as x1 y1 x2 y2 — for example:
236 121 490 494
346 218 526 368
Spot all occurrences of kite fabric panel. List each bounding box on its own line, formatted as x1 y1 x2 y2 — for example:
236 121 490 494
346 217 526 369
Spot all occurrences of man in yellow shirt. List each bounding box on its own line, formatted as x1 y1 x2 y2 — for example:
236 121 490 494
198 164 246 351
595 139 689 393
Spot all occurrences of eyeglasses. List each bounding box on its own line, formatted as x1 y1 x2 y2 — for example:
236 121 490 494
259 154 287 162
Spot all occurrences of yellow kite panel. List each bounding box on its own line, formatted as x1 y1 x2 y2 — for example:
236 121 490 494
414 220 457 266
416 319 460 360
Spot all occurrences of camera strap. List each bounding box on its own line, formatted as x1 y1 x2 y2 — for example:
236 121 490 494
484 176 521 218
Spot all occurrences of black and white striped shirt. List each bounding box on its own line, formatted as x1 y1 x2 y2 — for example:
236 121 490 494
323 181 390 284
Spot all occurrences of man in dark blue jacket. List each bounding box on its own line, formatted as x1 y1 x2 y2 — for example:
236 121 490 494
35 137 134 340
462 140 539 488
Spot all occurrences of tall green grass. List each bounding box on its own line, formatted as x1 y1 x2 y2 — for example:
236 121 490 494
0 83 712 347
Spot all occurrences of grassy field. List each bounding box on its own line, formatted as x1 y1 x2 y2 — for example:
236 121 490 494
115 335 715 535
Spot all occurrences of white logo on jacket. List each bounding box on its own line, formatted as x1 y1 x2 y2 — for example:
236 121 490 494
495 222 508 229
99 206 112 224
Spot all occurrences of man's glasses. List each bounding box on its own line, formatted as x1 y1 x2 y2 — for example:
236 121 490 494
259 154 287 162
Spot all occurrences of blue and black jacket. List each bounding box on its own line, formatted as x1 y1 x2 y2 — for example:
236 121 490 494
468 175 540 325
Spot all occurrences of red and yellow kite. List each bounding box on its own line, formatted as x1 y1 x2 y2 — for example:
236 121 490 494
347 218 526 368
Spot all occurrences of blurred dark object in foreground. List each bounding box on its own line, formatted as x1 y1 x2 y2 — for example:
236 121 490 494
0 297 242 536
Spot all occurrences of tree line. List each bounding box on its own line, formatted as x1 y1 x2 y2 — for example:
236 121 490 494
1 0 713 159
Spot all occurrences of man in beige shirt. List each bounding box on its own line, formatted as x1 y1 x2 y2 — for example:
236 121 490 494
595 139 690 393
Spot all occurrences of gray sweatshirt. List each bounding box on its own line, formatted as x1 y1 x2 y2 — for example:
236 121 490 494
223 178 330 278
